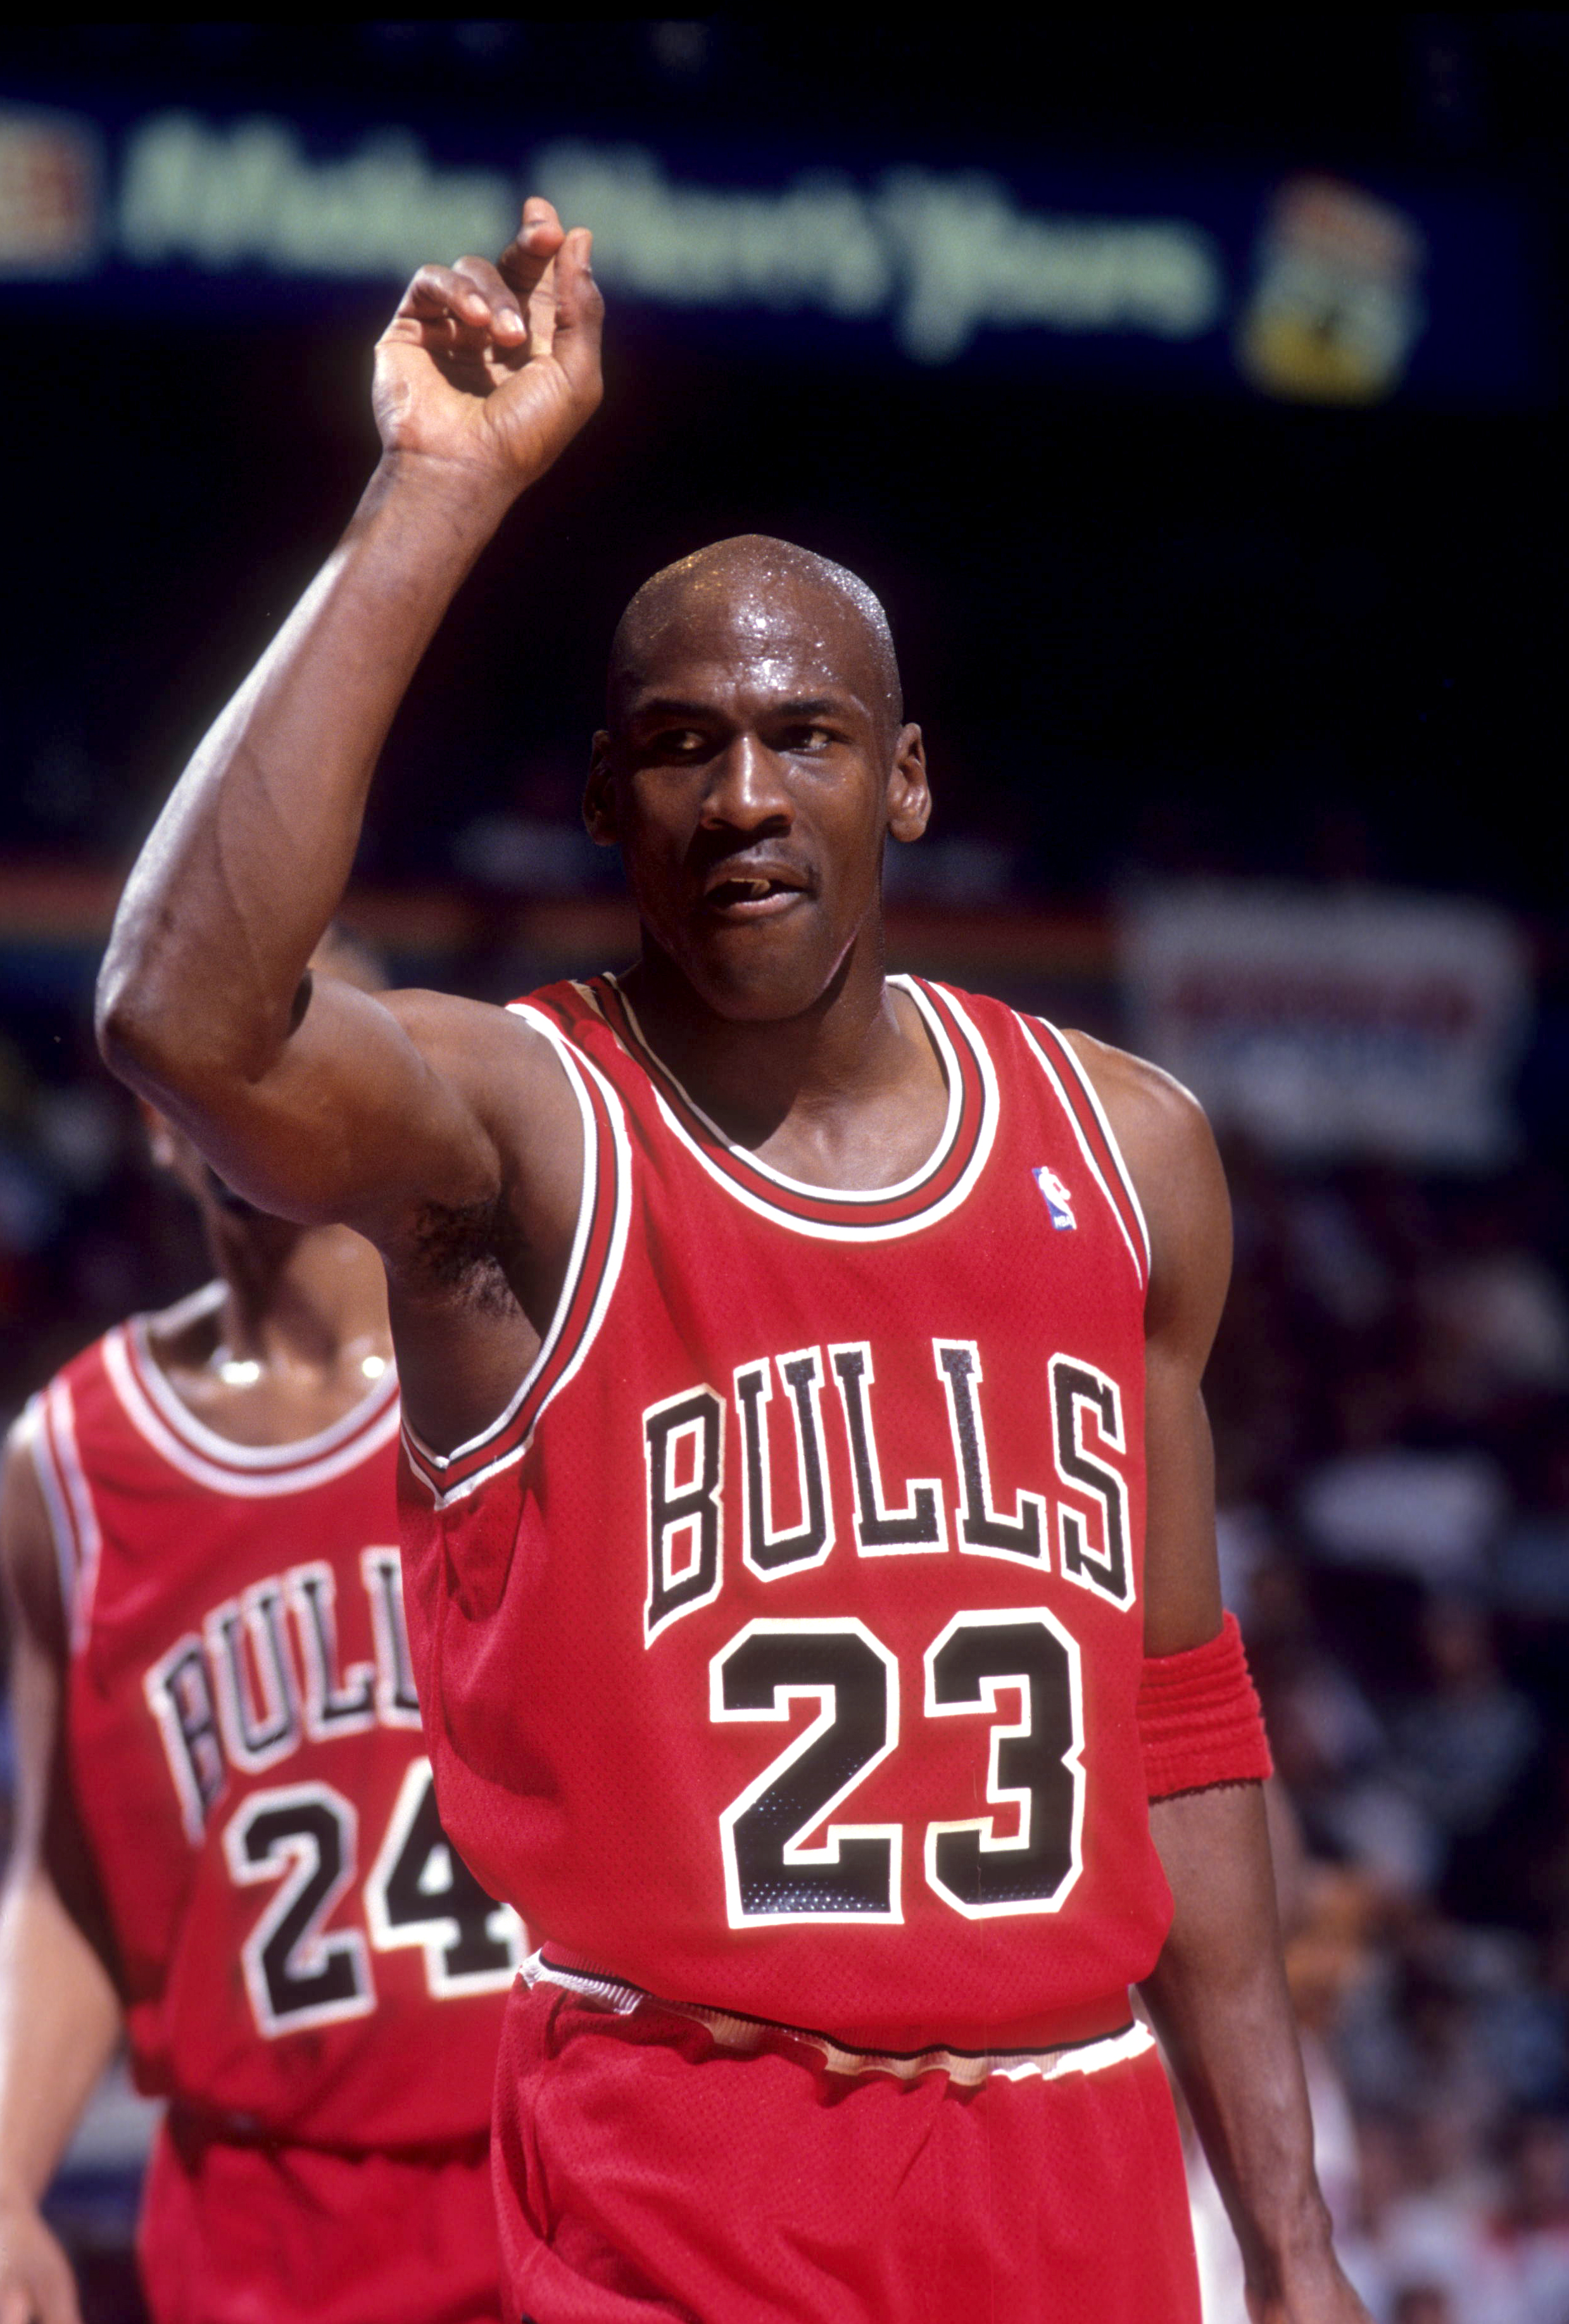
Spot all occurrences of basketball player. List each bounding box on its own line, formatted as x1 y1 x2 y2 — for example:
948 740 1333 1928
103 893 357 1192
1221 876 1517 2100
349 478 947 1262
0 941 521 2324
92 202 1370 2320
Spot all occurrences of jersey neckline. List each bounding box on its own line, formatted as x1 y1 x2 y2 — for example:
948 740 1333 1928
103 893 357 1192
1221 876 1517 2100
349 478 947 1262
586 972 999 1240
113 1305 400 1477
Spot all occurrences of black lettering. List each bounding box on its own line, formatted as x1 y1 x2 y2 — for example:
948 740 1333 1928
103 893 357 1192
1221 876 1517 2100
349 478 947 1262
829 1343 947 1555
735 1350 833 1576
143 1636 228 1841
935 1341 1047 1565
287 1562 377 1738
645 1386 724 1639
1049 1357 1132 1608
205 1583 301 1772
362 1548 423 1728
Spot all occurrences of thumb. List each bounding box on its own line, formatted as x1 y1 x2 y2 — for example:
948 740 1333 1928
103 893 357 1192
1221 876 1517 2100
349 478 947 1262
550 228 605 403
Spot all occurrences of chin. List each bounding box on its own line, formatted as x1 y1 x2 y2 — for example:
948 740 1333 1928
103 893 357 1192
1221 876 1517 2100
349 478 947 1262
683 936 849 1025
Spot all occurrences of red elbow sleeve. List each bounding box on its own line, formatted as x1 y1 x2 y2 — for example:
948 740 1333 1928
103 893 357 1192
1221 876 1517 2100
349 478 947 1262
1138 1611 1273 1802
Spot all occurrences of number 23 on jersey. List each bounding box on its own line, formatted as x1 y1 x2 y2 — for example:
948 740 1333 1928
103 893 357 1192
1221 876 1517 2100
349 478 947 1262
713 1608 1084 1928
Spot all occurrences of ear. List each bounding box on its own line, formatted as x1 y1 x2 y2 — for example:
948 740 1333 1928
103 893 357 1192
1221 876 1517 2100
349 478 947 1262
583 731 619 846
885 724 931 845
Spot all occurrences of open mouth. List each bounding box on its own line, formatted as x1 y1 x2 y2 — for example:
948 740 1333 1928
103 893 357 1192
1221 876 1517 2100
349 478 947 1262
703 873 805 915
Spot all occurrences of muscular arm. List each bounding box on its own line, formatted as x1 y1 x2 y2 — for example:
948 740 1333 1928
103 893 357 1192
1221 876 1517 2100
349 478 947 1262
0 1426 123 2324
1073 1038 1366 2324
95 203 602 1260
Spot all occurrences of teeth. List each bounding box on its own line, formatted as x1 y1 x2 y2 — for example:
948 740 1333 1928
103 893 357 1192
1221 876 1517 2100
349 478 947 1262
711 874 786 905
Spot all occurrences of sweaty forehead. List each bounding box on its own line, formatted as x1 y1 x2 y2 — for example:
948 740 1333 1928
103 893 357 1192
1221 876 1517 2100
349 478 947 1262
608 537 901 730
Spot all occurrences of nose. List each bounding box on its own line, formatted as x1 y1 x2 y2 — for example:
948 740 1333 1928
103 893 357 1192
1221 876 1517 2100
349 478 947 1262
698 734 794 834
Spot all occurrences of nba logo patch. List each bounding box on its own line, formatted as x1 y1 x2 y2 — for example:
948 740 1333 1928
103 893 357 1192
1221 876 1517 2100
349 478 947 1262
1033 1165 1076 1230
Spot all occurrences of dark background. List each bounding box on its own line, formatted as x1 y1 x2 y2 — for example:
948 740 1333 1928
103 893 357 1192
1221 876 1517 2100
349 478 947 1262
4 22 1569 2323
3 16 1565 908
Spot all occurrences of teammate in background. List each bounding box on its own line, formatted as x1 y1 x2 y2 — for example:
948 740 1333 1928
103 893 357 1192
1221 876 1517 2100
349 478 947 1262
94 203 1371 2321
0 934 521 2324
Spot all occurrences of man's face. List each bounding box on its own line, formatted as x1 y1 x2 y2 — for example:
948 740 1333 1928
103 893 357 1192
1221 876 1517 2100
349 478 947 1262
588 574 928 1022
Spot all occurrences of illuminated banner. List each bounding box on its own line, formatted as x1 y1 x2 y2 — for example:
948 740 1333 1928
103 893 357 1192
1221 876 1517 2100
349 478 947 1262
1119 882 1532 1165
0 98 1541 402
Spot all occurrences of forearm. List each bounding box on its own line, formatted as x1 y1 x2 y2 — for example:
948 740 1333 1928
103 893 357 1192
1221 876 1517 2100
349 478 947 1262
1142 1784 1331 2287
0 1874 122 2203
98 454 510 1100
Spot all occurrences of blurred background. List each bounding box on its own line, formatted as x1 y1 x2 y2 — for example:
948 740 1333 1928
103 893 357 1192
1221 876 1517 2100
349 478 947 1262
2 19 1568 2322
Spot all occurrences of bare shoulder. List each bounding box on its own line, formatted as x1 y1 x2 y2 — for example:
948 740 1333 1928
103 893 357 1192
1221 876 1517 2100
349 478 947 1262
378 983 564 1087
295 976 572 1107
1061 1027 1222 1179
0 1414 66 1657
377 982 583 1179
1060 1029 1231 1345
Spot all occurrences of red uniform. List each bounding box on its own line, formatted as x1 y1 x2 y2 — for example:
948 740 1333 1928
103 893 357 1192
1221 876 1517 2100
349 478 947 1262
26 1306 521 2324
401 974 1200 2323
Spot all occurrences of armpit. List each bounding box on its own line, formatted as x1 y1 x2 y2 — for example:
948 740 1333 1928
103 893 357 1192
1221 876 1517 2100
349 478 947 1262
404 1193 524 1318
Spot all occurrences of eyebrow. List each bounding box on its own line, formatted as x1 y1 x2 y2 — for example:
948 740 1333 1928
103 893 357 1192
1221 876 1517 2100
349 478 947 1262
627 694 855 725
626 698 719 724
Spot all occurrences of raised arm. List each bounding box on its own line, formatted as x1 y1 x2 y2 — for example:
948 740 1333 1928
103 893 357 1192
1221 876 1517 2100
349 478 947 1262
0 1424 123 2324
95 200 603 1254
1074 1038 1368 2324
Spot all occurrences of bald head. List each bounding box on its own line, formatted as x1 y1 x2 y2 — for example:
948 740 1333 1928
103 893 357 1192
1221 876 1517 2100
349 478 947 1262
607 535 903 738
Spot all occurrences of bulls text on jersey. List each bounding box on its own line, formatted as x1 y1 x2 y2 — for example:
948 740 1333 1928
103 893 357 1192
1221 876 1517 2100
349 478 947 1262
142 1547 527 2035
645 1335 1133 1643
145 1545 421 1842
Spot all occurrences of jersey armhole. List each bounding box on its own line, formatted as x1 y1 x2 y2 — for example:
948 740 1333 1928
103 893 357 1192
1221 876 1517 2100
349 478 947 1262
1017 1019 1152 1298
401 1008 633 1507
22 1384 101 1649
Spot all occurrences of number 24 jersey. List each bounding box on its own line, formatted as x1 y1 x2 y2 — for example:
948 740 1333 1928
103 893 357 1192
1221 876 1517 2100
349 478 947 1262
400 976 1172 2054
27 1317 522 2148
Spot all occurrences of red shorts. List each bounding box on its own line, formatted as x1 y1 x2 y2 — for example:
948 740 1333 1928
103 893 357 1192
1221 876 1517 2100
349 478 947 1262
138 2113 502 2323
493 1975 1200 2324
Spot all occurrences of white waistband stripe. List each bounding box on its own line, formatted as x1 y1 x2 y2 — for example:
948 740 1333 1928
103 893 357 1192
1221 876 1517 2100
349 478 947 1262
523 1953 1150 2087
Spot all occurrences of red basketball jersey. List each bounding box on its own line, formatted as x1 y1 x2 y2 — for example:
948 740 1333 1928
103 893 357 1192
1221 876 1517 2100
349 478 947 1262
400 975 1170 2054
26 1308 524 2148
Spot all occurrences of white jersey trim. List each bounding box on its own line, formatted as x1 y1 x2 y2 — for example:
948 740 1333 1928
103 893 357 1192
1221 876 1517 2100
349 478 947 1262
1018 1022 1148 1295
103 1328 401 1500
523 1952 1153 2087
589 976 1000 1245
401 1005 633 1509
24 1386 103 1650
607 972 966 1206
124 1297 398 1471
1035 1021 1153 1278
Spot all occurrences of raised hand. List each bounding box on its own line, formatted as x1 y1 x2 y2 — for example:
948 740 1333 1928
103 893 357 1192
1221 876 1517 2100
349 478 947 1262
372 196 603 498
